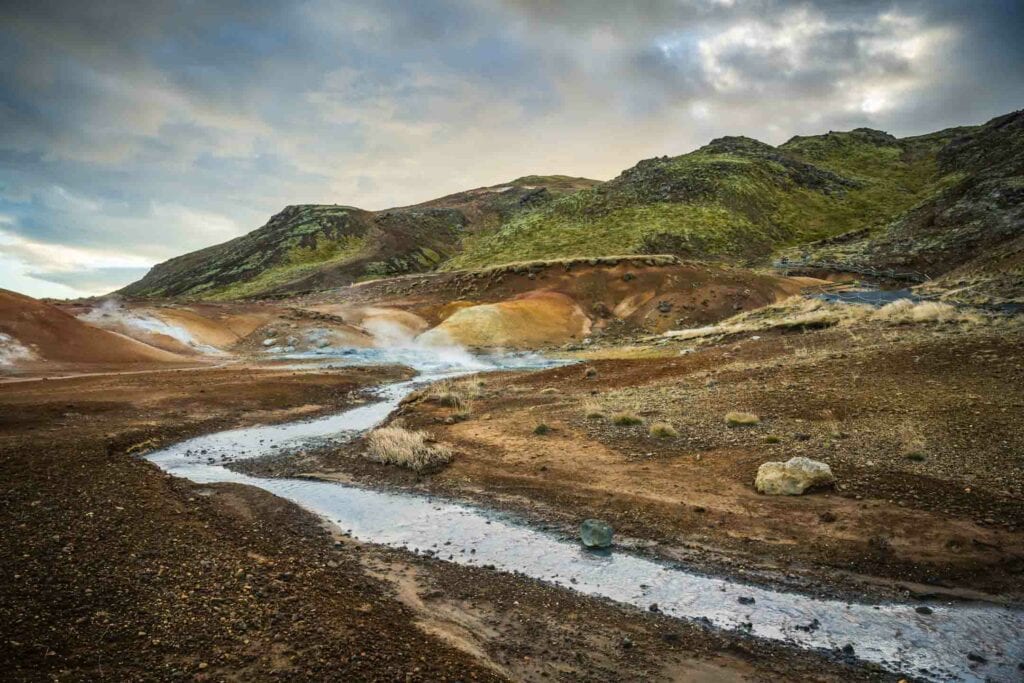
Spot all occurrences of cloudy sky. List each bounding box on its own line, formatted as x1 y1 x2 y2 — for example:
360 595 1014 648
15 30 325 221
1 0 1021 298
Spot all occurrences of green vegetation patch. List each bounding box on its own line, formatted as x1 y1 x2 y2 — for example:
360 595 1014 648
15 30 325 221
204 233 366 299
448 133 953 270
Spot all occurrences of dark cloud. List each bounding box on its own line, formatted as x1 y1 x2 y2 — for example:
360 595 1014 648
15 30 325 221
0 0 1021 297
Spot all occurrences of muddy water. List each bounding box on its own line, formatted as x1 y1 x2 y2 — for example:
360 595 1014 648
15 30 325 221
147 356 1024 682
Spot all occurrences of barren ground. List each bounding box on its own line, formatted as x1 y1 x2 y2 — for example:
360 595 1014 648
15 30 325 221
262 317 1024 605
0 364 881 681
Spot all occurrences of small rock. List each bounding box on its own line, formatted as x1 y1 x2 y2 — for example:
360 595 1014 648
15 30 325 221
580 519 613 548
915 606 933 615
738 596 755 605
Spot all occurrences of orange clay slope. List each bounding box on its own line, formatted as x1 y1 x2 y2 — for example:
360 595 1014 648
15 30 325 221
0 289 187 370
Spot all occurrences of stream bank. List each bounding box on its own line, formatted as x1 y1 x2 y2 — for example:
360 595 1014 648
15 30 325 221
145 354 1024 682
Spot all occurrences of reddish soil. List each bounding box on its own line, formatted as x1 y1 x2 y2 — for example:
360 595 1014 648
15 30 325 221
0 365 878 681
0 289 186 369
292 317 1024 603
306 259 817 339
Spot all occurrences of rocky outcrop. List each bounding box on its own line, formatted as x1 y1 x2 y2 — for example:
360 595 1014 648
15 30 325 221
755 457 835 496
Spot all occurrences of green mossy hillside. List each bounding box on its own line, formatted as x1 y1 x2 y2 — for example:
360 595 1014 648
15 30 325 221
449 130 960 269
119 112 1021 300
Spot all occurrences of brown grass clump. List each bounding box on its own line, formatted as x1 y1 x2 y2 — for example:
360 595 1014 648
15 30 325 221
897 422 928 462
649 422 678 438
661 296 982 343
424 379 482 412
364 427 453 471
872 299 980 324
611 411 643 426
725 411 760 427
582 401 605 420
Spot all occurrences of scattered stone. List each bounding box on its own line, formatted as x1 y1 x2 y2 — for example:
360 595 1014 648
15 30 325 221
795 618 820 632
755 457 835 496
915 606 933 615
819 511 838 523
967 652 988 664
579 519 613 548
262 338 277 347
738 596 755 605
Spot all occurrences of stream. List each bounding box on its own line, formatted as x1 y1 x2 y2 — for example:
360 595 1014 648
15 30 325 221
146 348 1024 682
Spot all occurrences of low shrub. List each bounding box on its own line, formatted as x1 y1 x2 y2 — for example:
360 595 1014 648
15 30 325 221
611 411 643 426
424 379 482 413
649 422 678 438
725 411 760 427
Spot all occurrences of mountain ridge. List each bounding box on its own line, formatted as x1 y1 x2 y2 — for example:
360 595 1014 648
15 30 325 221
120 111 1022 301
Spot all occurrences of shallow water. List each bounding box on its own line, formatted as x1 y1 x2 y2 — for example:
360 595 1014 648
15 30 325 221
147 357 1024 682
277 346 559 375
813 288 921 307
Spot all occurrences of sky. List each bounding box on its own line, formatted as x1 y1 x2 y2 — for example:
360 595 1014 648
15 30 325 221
1 0 1021 298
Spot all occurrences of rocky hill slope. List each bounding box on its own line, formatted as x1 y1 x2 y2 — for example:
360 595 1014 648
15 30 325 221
120 112 1022 300
789 110 1023 302
120 176 598 299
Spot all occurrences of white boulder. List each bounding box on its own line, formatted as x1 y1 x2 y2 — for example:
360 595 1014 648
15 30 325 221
755 457 835 495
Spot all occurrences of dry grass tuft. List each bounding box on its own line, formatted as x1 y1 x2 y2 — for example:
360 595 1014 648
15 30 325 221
611 411 643 426
661 295 982 343
897 422 927 462
424 379 482 412
364 426 453 472
872 299 980 324
649 422 678 438
582 401 605 420
533 423 552 435
725 411 760 427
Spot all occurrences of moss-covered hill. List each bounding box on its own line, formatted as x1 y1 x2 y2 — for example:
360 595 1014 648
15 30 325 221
120 112 1021 299
119 176 598 299
790 110 1024 302
446 127 962 269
